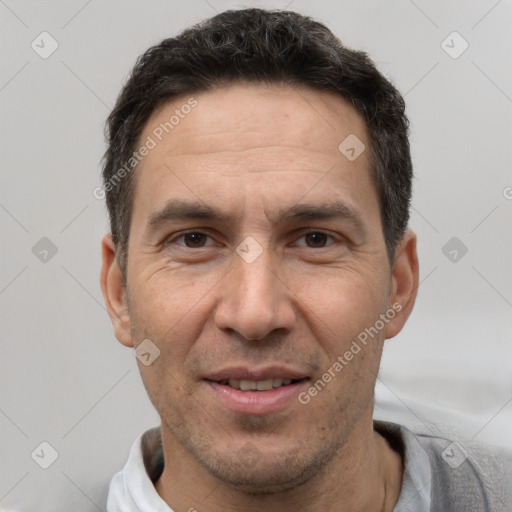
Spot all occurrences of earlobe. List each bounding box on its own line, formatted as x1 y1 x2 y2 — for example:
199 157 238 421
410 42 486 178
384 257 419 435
100 234 134 347
385 230 419 340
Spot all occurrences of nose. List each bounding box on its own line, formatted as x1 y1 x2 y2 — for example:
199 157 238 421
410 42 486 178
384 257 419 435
214 246 296 341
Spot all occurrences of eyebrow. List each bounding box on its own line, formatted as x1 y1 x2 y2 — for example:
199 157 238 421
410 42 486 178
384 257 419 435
147 200 232 232
146 199 365 234
277 202 363 228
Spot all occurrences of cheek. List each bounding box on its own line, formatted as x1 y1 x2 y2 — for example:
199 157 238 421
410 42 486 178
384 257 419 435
292 268 387 350
128 268 218 361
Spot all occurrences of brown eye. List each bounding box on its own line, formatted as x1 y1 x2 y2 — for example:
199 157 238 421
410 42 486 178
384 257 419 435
182 232 208 248
304 232 330 248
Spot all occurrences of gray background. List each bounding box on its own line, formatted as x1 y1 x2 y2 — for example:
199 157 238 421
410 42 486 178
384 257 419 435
1 0 511 510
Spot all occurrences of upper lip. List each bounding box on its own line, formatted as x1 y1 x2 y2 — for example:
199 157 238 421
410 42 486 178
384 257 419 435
204 366 309 382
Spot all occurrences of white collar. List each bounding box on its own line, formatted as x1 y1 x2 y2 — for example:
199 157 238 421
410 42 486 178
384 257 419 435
107 426 171 511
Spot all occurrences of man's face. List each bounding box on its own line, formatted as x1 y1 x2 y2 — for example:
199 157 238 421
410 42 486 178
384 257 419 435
107 83 410 492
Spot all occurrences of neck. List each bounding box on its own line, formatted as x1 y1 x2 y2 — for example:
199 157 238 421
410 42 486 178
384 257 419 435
155 411 403 512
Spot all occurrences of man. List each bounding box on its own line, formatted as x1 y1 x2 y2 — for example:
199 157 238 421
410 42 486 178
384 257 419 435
100 8 511 512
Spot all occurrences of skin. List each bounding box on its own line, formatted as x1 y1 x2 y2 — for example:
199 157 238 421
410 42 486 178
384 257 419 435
101 82 419 512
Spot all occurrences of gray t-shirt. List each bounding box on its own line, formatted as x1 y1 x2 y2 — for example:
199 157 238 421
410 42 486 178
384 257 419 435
374 420 512 511
107 420 512 511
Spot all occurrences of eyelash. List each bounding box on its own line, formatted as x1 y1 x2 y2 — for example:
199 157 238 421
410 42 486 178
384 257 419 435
164 230 339 249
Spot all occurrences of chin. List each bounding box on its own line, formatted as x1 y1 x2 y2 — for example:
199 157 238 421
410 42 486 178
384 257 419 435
194 441 336 495
209 458 311 494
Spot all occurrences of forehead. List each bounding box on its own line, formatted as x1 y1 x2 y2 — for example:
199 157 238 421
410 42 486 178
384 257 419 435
131 82 376 221
143 82 367 163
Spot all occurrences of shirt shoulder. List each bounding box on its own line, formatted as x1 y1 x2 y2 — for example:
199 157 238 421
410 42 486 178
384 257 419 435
414 429 512 512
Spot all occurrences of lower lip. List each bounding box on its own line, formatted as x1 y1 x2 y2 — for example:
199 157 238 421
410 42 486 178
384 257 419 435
205 380 309 415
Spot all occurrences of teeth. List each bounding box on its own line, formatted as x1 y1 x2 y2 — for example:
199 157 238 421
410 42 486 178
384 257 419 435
256 379 274 391
222 377 296 391
239 380 257 391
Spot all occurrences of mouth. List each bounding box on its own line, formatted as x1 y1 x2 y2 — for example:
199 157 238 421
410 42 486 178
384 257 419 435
203 368 310 415
215 377 304 391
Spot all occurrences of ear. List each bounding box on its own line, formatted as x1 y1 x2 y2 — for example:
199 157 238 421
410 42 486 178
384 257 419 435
100 234 134 347
385 230 419 339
